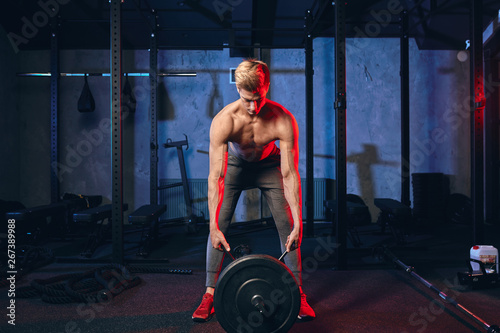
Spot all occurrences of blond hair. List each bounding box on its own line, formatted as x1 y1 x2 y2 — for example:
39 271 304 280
234 59 270 93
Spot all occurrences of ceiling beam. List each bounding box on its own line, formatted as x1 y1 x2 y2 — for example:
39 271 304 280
183 0 231 28
251 0 278 47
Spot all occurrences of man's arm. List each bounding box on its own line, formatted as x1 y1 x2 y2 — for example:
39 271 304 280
279 113 302 252
207 114 232 252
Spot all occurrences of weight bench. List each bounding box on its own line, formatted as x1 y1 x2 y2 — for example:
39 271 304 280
73 203 128 258
6 202 68 243
324 199 371 247
5 194 102 244
128 204 167 257
374 198 412 244
7 202 67 221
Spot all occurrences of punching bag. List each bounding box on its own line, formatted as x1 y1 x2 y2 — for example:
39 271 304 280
78 74 95 113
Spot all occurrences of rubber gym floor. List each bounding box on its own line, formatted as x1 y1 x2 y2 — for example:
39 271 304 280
1 219 500 333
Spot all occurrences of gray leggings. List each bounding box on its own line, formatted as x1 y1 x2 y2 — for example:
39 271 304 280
205 153 302 288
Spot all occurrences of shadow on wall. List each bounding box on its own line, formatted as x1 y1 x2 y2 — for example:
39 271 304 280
314 144 399 220
208 72 224 118
347 144 398 218
158 80 175 121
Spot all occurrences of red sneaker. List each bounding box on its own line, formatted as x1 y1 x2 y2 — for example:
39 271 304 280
298 291 316 320
192 293 215 322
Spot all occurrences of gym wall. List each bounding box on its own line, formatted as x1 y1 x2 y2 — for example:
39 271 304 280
3 34 470 222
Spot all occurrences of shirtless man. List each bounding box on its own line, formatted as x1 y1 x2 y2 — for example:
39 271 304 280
192 59 315 322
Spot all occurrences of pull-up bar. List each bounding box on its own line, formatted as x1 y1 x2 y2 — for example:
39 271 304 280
17 72 196 77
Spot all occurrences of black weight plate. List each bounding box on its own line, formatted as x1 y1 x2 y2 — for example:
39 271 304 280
214 254 300 333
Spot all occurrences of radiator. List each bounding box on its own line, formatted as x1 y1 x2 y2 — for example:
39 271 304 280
159 178 333 221
303 178 334 220
159 178 209 220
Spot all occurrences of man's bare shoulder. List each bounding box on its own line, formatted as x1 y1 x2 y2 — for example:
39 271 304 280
210 101 239 142
213 100 239 123
264 99 295 122
262 100 297 142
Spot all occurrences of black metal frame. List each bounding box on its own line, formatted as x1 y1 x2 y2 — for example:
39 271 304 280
334 0 348 269
470 0 485 244
484 31 500 227
150 11 159 205
305 10 315 237
50 19 59 204
400 10 411 207
110 0 124 264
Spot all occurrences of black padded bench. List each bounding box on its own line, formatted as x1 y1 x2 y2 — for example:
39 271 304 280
6 202 67 243
73 204 126 223
128 204 166 225
4 194 99 245
324 199 371 247
73 203 128 257
128 204 167 257
374 198 412 244
7 202 67 221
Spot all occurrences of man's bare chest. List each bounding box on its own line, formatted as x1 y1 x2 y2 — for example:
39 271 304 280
230 120 277 148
